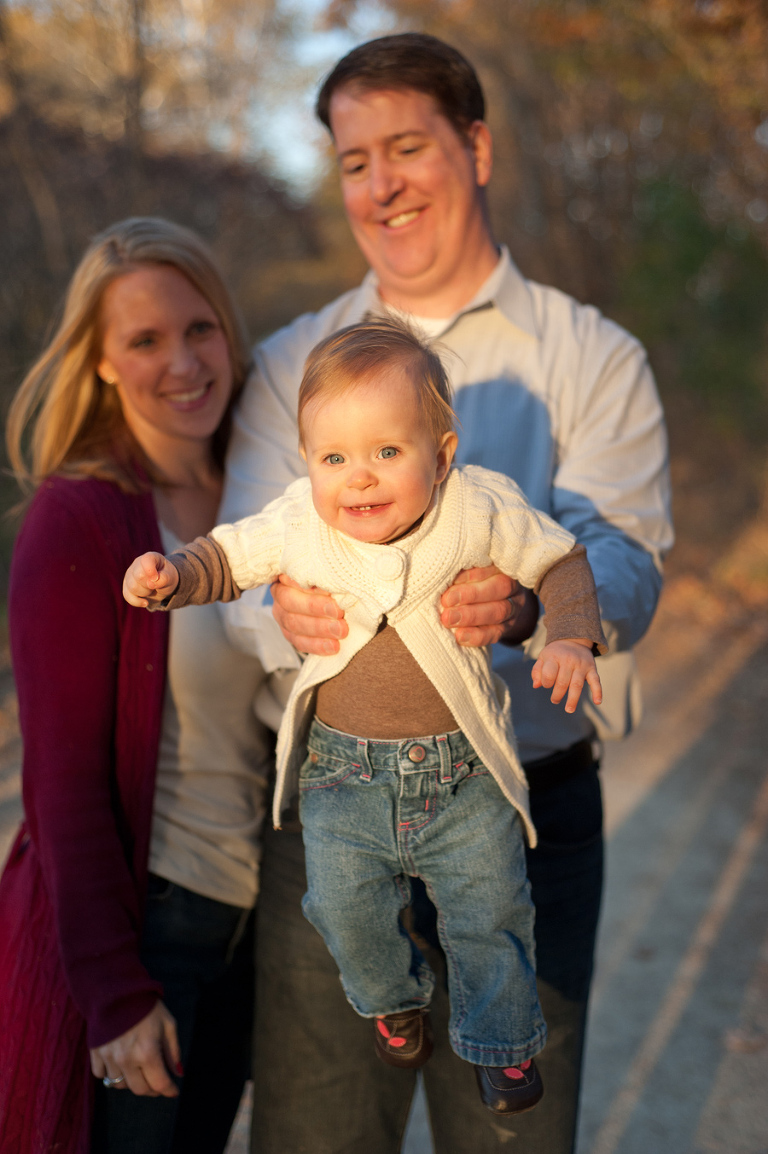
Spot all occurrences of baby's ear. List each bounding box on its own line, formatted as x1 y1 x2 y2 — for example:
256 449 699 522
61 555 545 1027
435 431 459 482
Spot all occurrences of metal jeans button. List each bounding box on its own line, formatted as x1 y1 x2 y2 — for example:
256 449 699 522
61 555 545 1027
408 745 426 763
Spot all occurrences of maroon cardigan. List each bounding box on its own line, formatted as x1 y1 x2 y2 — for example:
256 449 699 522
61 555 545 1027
0 476 168 1153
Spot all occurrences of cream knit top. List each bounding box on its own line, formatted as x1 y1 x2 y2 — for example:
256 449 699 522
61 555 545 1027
186 465 581 846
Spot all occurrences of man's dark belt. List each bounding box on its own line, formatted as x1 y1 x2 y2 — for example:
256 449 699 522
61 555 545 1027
523 738 597 792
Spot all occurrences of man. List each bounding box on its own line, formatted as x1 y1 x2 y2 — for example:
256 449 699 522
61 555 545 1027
220 33 672 1154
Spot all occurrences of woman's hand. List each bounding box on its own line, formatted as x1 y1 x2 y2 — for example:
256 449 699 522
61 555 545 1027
123 553 179 608
531 639 602 713
271 574 349 655
439 566 539 648
90 1001 181 1098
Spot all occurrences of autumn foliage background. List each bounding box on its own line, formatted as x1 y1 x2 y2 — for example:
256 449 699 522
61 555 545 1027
1 0 768 607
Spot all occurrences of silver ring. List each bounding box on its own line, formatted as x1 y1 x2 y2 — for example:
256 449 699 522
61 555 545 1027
102 1074 125 1088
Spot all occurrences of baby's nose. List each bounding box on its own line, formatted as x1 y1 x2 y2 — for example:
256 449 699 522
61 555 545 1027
348 468 375 489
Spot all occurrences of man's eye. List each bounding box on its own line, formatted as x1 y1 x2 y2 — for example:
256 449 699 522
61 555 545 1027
379 447 398 459
326 454 345 465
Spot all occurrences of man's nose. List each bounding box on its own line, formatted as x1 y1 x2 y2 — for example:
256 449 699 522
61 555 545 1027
369 157 405 206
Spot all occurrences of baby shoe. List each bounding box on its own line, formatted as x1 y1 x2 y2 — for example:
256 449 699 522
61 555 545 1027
373 1008 434 1069
474 1058 544 1115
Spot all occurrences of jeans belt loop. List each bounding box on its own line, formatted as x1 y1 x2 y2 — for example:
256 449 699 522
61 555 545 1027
437 734 452 784
357 738 373 782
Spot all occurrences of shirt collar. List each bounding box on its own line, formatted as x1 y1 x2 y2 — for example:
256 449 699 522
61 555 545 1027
356 245 539 341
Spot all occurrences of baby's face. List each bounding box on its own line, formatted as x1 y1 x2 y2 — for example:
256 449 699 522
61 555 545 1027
301 368 457 544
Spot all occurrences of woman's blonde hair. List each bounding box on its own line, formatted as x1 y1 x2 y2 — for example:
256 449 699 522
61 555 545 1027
6 217 250 494
298 318 456 445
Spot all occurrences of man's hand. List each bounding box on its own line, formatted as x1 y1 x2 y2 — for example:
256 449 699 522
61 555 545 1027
123 553 179 608
531 639 602 714
89 1001 181 1098
271 566 537 655
271 573 349 655
439 566 539 648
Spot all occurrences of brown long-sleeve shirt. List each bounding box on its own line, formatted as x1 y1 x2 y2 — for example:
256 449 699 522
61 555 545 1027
165 539 605 741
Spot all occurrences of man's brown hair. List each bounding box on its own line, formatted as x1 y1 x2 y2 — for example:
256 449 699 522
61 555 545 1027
316 33 485 139
299 318 456 446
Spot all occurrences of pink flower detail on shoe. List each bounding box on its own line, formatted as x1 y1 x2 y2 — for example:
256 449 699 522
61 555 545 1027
376 1020 407 1047
502 1060 532 1080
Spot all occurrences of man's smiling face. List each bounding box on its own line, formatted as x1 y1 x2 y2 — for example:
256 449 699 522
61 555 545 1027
329 85 492 308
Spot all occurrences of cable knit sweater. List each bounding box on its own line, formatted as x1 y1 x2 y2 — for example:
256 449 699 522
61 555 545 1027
165 464 606 846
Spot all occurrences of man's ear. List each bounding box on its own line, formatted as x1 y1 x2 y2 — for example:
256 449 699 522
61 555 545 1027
468 121 493 189
435 431 459 483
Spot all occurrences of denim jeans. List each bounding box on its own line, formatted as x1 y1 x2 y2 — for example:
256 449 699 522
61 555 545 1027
91 875 254 1154
298 719 546 1067
251 756 603 1154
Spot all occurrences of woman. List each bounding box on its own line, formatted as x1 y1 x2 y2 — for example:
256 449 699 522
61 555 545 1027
0 218 273 1153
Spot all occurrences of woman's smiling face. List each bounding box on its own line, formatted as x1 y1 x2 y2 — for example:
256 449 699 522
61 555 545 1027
97 264 233 457
301 367 457 544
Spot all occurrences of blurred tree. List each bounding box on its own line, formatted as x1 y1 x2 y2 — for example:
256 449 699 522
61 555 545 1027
0 0 68 273
0 0 297 159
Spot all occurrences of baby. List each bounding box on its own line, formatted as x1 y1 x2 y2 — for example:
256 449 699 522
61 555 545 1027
124 319 606 1116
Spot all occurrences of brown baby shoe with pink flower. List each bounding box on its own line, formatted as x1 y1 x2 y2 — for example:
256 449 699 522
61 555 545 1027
475 1058 544 1115
373 1008 434 1069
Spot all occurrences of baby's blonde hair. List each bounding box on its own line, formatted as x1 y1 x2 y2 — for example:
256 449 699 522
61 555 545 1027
6 216 250 495
298 318 456 446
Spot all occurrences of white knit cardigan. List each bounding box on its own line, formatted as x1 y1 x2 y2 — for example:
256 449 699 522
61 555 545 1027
211 464 576 845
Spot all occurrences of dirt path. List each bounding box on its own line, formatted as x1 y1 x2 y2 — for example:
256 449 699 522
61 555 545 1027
2 579 767 1153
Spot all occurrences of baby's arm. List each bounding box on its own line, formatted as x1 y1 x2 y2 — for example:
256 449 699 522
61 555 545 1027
123 536 242 611
531 639 602 714
530 543 607 712
124 553 179 608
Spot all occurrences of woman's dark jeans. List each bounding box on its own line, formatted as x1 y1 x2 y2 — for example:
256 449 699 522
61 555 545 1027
91 876 254 1154
251 761 603 1154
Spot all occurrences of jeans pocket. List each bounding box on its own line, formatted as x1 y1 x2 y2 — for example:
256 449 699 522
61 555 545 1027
299 749 356 789
453 753 490 784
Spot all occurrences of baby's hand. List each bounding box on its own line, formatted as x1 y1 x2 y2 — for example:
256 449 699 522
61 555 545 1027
531 639 602 714
123 553 179 608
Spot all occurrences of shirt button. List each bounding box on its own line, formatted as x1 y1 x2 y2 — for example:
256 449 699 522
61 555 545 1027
374 551 405 580
408 745 426 763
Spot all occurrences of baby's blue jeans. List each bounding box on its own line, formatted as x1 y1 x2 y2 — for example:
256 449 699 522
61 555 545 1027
298 717 547 1067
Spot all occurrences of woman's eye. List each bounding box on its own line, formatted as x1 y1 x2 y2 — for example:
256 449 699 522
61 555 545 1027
326 454 345 465
379 447 398 459
190 320 215 337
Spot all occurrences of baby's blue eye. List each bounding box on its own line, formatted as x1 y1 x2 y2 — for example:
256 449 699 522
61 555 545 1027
327 454 345 465
379 447 398 459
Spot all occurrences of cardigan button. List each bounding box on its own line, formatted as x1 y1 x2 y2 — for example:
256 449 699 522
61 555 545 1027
374 551 404 580
408 745 426 763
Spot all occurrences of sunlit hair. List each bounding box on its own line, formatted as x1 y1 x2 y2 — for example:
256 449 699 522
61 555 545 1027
6 216 250 495
316 33 485 140
298 318 456 447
